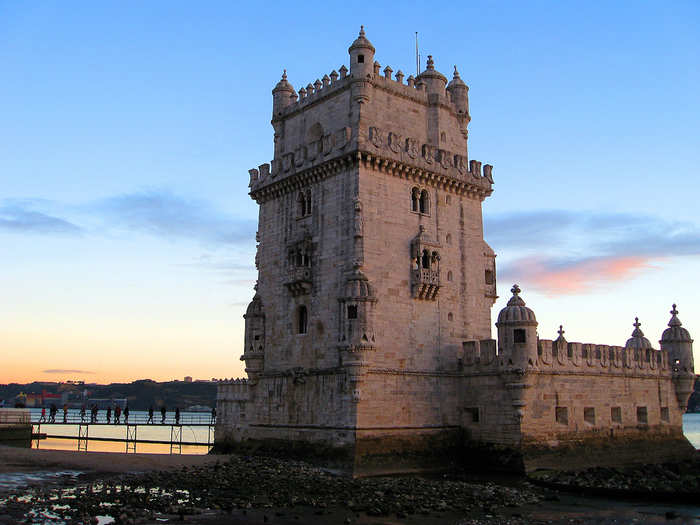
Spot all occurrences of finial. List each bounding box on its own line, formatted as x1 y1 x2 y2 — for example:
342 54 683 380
359 25 365 37
671 304 678 316
426 55 435 70
558 325 565 337
282 69 287 81
453 65 460 78
633 317 641 329
511 284 521 296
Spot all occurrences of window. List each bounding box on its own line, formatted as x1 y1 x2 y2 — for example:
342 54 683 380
582 348 588 359
584 407 595 425
446 233 452 244
440 131 446 142
661 407 669 422
419 190 429 214
411 187 420 212
297 190 311 217
358 54 364 63
297 305 308 334
447 312 453 322
637 406 648 424
445 195 451 205
611 406 622 424
421 250 430 269
347 305 358 319
514 329 526 344
447 271 453 282
555 407 568 426
485 269 494 285
466 407 480 423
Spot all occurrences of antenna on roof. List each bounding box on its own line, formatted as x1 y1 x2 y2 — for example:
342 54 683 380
415 32 420 77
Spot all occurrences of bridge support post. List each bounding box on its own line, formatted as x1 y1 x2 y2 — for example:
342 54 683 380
170 425 182 454
77 423 89 452
126 424 137 453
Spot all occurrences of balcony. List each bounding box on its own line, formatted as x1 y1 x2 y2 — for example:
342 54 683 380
412 268 440 300
284 266 312 296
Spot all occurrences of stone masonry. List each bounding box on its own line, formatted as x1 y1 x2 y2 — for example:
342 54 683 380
216 28 696 474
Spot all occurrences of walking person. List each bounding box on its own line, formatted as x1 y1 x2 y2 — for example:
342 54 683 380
160 405 166 424
50 403 57 423
114 405 121 424
211 406 216 424
62 404 68 423
124 405 129 424
80 405 86 422
175 407 180 425
39 407 47 423
91 405 97 423
147 406 154 424
106 406 112 424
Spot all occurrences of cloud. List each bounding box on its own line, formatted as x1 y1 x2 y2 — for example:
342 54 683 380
0 202 82 235
486 209 700 295
93 190 256 245
499 255 656 295
42 369 95 375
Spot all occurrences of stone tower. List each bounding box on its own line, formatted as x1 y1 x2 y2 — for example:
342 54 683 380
219 27 497 470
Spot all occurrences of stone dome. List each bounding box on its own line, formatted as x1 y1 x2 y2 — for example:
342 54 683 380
348 26 375 53
416 55 447 84
447 66 467 90
661 304 693 343
245 295 263 317
272 70 294 94
625 317 653 350
343 266 375 300
497 285 537 324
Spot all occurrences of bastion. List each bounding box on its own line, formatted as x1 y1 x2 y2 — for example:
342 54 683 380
215 28 696 474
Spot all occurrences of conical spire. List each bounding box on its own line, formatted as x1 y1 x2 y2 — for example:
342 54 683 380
625 316 652 349
349 25 375 52
668 304 682 327
507 284 526 307
661 303 693 343
273 69 294 93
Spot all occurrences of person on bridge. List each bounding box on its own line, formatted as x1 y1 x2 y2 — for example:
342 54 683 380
106 406 112 424
175 407 180 425
114 405 121 424
62 404 68 423
124 405 129 424
80 405 86 422
147 406 154 424
39 407 46 423
50 404 57 423
211 406 216 424
160 405 166 424
93 405 99 423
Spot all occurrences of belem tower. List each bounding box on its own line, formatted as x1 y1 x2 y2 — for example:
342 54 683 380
215 28 696 473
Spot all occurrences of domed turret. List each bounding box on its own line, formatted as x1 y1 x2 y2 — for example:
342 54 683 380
625 317 653 350
496 285 538 368
348 26 375 79
242 294 265 381
446 65 470 117
659 304 696 411
416 55 447 94
272 70 296 117
661 304 693 344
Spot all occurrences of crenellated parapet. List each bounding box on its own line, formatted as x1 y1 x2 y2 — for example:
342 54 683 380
216 378 249 402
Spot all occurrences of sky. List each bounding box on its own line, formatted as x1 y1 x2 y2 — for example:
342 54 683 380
1 1 699 384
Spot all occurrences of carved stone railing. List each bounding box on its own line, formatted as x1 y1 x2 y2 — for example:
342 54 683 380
284 266 312 296
412 268 440 300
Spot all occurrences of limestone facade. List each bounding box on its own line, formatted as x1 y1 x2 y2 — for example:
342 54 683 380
216 28 696 472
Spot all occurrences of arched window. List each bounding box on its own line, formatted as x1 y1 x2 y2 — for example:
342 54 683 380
297 305 308 334
446 233 452 245
297 192 307 217
447 271 453 281
440 131 446 142
411 187 419 212
447 312 453 322
421 250 430 269
305 190 312 215
419 190 429 214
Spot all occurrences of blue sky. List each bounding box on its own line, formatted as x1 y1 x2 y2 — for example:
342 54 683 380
1 1 698 383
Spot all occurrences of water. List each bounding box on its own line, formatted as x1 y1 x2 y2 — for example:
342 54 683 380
29 408 213 455
684 412 700 449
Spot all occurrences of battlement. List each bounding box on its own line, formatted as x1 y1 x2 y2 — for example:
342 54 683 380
216 378 249 401
462 338 671 376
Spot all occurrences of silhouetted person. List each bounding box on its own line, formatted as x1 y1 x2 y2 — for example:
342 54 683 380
160 406 166 424
50 404 57 423
80 405 86 422
62 404 68 423
106 406 112 424
114 405 121 424
147 406 154 424
124 405 129 424
211 406 216 424
93 405 99 423
39 407 46 423
175 407 180 425
90 405 96 423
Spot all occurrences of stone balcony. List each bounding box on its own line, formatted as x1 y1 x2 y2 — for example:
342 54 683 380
285 266 312 296
412 268 440 300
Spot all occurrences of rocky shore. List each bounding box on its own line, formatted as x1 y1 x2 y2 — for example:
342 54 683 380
1 450 699 524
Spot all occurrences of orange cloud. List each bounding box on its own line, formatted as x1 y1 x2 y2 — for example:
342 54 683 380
501 255 657 295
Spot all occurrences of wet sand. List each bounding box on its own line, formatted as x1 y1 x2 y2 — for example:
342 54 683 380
0 444 223 474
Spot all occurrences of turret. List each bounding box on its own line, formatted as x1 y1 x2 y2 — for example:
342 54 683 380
416 55 447 94
659 304 695 411
272 70 296 118
496 285 538 368
446 66 470 140
348 25 375 79
241 294 265 383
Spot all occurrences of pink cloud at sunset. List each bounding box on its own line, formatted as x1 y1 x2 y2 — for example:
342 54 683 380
500 255 658 295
